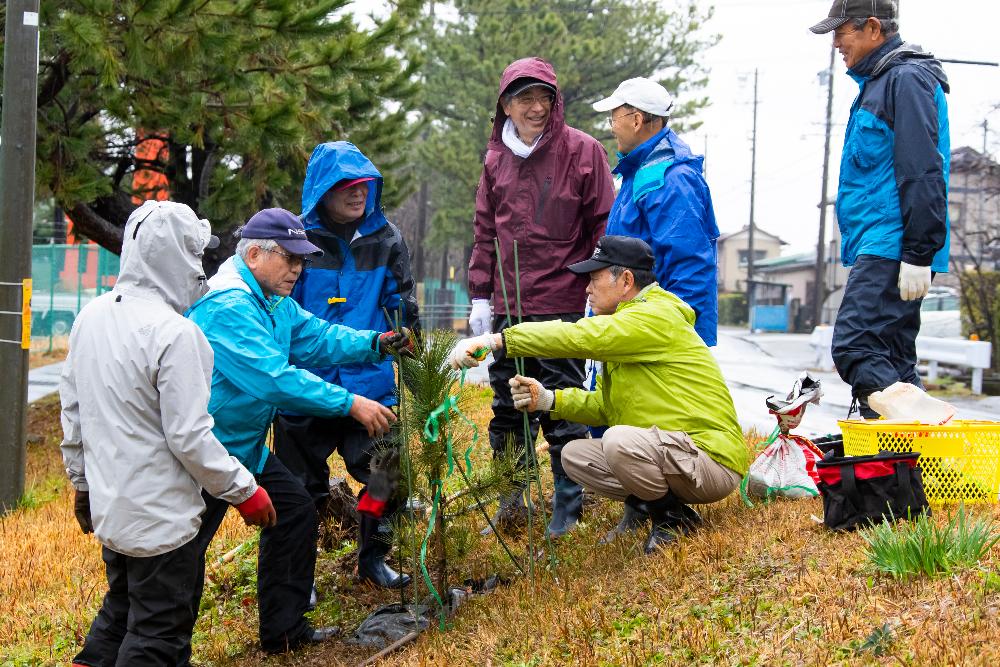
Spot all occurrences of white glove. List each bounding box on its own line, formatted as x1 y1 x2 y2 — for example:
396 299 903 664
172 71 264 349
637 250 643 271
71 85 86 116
448 333 502 370
898 262 931 301
469 299 492 336
509 374 554 412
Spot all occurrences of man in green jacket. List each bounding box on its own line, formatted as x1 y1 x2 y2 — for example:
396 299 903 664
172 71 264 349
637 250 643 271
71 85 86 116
449 236 747 554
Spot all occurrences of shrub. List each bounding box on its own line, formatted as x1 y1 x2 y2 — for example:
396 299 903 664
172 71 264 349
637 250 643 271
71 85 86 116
718 292 748 326
860 505 1000 579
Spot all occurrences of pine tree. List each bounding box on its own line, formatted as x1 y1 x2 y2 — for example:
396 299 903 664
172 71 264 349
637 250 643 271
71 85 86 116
415 0 717 250
1 0 423 261
394 329 523 618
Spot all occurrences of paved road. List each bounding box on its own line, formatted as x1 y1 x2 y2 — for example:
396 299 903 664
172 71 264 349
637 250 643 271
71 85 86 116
28 361 63 404
713 327 1000 437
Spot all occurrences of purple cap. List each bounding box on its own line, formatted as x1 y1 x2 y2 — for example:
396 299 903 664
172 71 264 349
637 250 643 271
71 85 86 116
241 208 323 257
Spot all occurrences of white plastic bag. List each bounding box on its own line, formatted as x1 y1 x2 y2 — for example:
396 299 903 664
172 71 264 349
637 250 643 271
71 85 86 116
744 434 824 500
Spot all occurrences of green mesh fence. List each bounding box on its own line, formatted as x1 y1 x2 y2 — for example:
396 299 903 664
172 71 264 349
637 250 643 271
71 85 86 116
31 244 120 350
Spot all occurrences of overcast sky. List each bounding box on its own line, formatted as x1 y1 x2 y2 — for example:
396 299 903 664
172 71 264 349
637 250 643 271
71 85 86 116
350 0 999 255
696 0 999 253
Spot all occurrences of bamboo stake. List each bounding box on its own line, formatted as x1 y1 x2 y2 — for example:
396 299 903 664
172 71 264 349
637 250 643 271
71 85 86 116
493 238 534 586
513 240 556 573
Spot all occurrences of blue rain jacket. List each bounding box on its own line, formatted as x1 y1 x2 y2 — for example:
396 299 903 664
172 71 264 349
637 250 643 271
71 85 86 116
294 141 419 406
187 255 381 473
837 35 950 272
607 127 719 346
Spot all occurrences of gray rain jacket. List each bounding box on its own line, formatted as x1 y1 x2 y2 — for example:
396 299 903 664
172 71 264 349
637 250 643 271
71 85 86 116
59 201 257 557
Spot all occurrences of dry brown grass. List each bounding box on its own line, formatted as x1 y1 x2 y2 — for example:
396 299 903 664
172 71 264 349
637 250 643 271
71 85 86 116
28 337 69 370
4 391 1000 666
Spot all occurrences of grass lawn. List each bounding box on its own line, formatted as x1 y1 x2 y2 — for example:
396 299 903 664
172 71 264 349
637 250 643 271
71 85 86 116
3 391 999 666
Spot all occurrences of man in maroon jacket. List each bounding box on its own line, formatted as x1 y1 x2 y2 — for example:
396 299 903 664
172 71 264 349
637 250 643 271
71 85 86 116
468 57 615 537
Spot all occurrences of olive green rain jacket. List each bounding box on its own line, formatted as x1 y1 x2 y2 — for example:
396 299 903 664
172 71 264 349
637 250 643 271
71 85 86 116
503 284 748 475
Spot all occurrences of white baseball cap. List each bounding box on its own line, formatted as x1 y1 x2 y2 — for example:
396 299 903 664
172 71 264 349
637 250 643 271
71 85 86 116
592 77 674 117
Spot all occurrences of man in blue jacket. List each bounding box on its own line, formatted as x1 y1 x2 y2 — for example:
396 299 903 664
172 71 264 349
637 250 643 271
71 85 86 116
186 208 408 652
811 0 950 418
273 142 420 589
592 77 719 347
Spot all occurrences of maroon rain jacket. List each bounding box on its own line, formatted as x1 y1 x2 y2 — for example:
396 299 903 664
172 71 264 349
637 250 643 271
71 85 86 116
468 57 615 316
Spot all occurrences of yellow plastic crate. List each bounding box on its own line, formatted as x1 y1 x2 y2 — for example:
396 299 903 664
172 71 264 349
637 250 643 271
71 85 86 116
838 420 1000 503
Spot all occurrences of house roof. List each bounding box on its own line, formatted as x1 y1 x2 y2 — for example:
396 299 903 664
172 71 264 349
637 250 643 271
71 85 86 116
718 225 787 245
753 251 816 273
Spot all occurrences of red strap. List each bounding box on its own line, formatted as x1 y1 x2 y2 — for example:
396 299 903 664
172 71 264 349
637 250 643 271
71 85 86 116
357 491 387 518
817 458 916 486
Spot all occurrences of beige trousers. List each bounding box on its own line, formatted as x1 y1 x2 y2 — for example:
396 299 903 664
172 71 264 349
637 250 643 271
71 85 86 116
562 425 741 504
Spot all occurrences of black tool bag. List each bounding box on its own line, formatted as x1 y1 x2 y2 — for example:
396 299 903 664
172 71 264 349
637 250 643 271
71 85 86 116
815 451 930 531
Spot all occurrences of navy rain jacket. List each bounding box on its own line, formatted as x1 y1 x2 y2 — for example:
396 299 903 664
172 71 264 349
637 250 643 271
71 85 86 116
837 35 950 272
293 141 420 406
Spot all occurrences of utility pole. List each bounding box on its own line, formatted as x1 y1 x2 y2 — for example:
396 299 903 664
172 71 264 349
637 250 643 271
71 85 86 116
0 0 41 512
814 47 836 328
746 68 758 330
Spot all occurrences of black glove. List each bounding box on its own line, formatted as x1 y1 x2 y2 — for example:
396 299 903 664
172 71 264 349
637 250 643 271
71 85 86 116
368 448 402 502
74 489 94 534
377 327 415 358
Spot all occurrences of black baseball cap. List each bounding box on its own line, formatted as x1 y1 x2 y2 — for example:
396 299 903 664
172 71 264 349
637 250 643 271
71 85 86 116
503 77 557 99
240 208 323 257
810 0 897 34
567 235 655 274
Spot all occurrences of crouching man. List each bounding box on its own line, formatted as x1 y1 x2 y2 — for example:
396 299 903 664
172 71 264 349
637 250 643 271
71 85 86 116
449 236 748 553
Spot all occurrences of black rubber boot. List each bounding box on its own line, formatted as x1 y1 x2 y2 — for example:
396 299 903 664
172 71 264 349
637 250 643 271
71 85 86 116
643 493 702 555
480 487 535 536
546 474 584 538
599 496 650 544
357 514 411 589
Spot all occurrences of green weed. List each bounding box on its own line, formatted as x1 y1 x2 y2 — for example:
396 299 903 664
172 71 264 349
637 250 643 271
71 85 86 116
860 505 1000 579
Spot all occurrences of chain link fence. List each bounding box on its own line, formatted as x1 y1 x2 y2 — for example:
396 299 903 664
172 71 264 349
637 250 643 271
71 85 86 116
30 244 119 352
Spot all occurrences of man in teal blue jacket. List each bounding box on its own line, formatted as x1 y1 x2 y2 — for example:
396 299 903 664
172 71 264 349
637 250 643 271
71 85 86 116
811 0 950 418
186 208 406 653
273 142 419 589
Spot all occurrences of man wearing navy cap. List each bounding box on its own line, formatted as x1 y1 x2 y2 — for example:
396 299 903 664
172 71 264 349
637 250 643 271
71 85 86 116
186 208 412 653
449 236 748 555
810 0 951 418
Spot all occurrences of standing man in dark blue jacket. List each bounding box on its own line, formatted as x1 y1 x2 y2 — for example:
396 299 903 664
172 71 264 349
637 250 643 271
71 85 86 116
811 0 950 418
274 141 420 589
593 77 719 347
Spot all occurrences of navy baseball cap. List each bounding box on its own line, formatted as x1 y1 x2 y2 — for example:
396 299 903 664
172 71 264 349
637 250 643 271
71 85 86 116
568 235 654 274
240 208 323 257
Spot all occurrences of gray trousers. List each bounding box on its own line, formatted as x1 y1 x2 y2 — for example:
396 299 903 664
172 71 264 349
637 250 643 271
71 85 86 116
562 425 741 504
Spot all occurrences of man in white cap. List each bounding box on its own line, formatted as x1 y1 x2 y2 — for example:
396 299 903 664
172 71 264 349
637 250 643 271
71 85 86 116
589 77 721 543
593 77 719 348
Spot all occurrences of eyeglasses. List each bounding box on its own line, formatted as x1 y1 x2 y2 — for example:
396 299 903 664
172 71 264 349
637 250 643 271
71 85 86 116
608 110 640 128
832 24 862 40
513 94 554 108
264 247 311 267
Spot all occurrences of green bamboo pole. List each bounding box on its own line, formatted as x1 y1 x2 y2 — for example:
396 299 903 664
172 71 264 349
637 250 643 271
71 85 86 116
512 241 556 573
386 305 420 608
493 238 535 586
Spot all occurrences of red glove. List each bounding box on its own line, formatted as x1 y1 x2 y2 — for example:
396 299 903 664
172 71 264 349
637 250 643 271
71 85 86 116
236 487 277 528
357 491 388 518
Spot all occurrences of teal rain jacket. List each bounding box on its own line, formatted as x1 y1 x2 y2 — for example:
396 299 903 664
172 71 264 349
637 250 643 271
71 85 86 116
837 35 950 272
187 255 381 473
607 127 719 346
294 141 419 406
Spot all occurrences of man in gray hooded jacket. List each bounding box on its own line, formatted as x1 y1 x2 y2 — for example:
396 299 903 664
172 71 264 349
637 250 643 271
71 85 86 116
60 200 275 667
